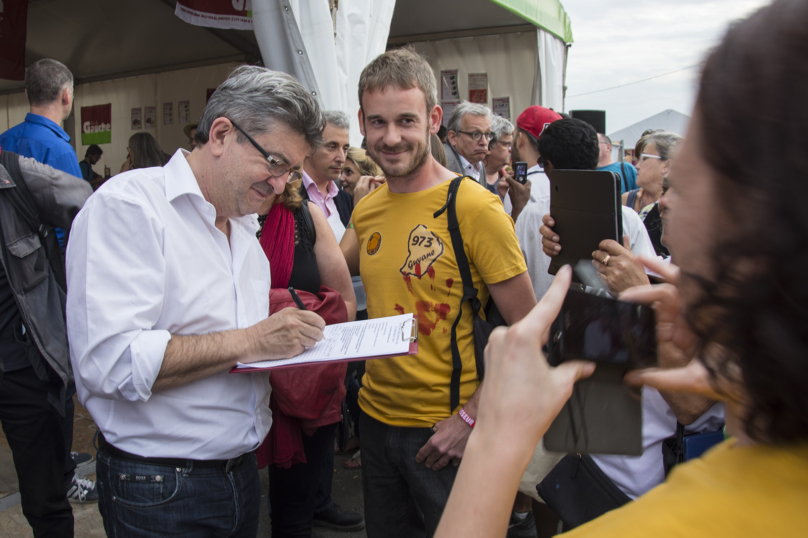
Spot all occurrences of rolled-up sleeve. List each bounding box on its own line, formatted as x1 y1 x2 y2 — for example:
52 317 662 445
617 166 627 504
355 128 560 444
66 190 169 402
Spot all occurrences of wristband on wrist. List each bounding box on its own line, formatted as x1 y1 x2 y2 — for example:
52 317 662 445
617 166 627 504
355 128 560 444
458 407 475 428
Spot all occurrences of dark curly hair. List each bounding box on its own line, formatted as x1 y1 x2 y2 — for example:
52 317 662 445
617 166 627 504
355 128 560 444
687 0 808 443
537 119 599 170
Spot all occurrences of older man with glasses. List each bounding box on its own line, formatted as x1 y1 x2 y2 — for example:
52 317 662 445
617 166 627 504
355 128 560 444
66 66 327 538
443 101 493 181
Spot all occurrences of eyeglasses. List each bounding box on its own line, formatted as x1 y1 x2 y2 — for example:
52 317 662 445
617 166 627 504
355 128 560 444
230 120 303 182
489 140 512 151
458 130 494 142
639 153 663 163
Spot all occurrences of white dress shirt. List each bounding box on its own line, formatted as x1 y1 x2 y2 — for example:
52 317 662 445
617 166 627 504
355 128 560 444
516 203 656 301
458 153 483 182
66 149 273 460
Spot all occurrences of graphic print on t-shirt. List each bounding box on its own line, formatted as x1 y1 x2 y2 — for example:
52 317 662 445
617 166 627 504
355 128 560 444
400 224 444 279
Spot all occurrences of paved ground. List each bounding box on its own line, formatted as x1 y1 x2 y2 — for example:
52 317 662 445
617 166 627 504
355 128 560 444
0 395 367 538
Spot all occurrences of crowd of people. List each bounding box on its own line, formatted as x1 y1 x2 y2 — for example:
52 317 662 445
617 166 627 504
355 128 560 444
1 1 807 537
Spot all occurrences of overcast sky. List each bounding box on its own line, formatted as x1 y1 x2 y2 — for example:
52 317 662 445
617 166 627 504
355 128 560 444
561 0 771 134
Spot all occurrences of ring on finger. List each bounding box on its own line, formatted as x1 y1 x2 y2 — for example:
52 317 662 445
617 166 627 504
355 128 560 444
602 254 611 266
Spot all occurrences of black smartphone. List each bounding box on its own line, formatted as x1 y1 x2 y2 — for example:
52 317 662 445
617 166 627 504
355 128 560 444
547 288 657 369
514 161 528 184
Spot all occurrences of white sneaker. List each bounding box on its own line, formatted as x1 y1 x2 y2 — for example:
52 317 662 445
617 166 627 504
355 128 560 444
67 474 99 503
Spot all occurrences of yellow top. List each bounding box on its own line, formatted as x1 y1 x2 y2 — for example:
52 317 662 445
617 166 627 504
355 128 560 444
563 439 808 537
353 179 526 427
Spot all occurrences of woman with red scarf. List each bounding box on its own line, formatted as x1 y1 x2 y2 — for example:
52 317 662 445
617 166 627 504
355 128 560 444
254 179 358 537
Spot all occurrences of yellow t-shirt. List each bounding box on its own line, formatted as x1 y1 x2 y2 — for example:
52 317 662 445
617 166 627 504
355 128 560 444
353 179 526 427
563 439 808 537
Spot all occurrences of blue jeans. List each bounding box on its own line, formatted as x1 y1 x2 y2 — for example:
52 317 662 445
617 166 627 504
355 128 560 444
360 412 459 538
96 450 261 538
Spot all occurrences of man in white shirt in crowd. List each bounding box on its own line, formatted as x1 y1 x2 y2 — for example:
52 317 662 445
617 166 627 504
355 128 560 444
499 105 562 222
515 117 656 301
300 110 353 243
66 66 327 537
442 101 492 181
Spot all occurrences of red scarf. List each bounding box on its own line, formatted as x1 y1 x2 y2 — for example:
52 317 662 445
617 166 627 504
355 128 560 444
259 203 295 289
256 202 306 469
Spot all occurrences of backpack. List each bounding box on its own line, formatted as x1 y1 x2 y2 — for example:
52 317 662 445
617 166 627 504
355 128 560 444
433 175 506 412
0 150 67 291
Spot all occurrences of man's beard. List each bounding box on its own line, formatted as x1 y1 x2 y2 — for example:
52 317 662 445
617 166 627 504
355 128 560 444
511 143 521 164
368 131 431 180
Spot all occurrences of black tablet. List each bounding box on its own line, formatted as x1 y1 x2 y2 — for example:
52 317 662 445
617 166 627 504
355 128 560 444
547 170 623 276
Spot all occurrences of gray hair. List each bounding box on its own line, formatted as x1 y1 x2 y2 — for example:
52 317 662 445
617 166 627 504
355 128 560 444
323 110 350 131
196 65 325 150
489 115 514 146
446 101 491 134
645 131 684 161
25 59 73 107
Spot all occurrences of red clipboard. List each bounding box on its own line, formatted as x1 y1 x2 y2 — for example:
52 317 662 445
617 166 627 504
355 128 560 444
230 315 419 373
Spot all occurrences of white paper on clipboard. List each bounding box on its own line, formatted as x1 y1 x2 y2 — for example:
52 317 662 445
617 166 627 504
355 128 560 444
234 314 416 371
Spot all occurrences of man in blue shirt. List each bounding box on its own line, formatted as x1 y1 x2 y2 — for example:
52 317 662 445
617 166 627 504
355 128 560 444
0 59 82 250
0 58 98 506
597 133 638 194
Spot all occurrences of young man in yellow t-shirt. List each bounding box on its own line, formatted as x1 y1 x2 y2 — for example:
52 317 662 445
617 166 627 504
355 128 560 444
348 48 536 537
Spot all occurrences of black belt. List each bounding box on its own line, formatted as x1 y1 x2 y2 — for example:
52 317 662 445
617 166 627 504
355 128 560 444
98 433 252 472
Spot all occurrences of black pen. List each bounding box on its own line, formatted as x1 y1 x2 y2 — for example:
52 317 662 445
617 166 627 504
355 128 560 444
288 287 307 311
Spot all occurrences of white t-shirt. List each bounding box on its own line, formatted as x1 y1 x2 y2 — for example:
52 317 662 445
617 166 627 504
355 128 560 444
516 203 656 301
502 164 548 215
592 390 725 499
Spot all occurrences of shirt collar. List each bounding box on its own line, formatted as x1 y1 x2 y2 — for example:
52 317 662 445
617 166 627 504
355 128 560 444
302 169 338 200
163 149 259 233
25 113 71 143
458 153 481 173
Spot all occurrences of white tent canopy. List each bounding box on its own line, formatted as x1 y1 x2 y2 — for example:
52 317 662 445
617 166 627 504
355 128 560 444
609 109 691 151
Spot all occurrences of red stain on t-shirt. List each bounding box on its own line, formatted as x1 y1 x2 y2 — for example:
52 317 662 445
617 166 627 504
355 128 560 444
415 301 451 336
394 304 405 315
446 278 454 296
427 266 436 291
403 275 414 295
415 263 422 277
443 327 447 334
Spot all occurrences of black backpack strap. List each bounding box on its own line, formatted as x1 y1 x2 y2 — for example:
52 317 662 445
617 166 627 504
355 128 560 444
620 162 628 193
0 151 66 290
433 176 482 412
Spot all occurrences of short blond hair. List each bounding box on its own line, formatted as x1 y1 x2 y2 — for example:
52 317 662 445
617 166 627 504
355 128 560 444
346 147 382 177
358 47 437 113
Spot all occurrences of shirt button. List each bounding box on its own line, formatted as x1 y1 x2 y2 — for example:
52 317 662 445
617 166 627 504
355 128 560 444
155 475 163 482
176 467 182 472
119 474 125 480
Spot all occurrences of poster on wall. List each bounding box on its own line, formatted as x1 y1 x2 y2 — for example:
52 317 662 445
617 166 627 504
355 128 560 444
492 97 511 121
468 73 488 104
131 108 142 130
80 104 112 145
144 107 156 129
178 101 191 124
174 0 253 31
163 103 174 125
441 101 460 128
440 70 459 101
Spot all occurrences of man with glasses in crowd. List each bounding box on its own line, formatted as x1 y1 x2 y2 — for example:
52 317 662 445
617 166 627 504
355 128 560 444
66 66 327 537
442 101 492 181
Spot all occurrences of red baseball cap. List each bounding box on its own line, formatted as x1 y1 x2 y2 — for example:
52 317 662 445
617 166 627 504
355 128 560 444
516 106 563 139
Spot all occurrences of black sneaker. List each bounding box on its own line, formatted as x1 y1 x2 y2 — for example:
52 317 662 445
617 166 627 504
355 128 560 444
312 503 365 532
507 510 538 538
67 474 99 503
71 451 94 467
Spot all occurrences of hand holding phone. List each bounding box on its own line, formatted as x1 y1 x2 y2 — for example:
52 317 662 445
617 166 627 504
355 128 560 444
514 161 528 184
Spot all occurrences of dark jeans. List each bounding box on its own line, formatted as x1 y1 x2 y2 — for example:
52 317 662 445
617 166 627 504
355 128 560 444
0 366 73 537
360 412 459 538
269 423 337 537
96 450 260 537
